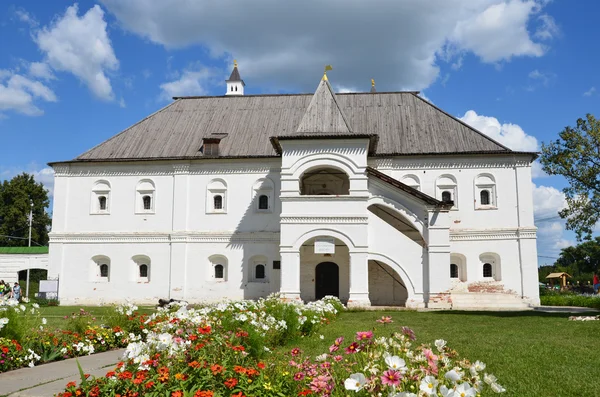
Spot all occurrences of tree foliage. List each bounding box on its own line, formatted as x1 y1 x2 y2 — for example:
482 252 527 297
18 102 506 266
539 237 600 284
0 173 51 246
540 114 600 241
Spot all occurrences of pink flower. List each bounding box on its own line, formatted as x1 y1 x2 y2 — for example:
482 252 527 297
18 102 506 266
334 355 343 362
345 342 360 354
291 348 301 357
329 336 344 353
376 316 393 324
294 372 305 381
401 326 416 341
381 369 402 387
356 331 373 341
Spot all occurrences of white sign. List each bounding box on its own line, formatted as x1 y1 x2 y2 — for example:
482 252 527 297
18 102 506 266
39 280 59 293
314 238 335 254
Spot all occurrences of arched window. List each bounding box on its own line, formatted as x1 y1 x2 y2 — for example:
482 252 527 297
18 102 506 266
132 255 151 282
255 264 265 279
450 264 459 279
207 179 227 213
214 195 223 210
475 174 496 209
214 264 224 279
442 191 452 203
436 175 457 208
143 195 152 210
483 263 493 278
92 256 111 282
91 180 111 214
480 190 490 205
401 175 421 191
235 86 237 92
300 167 350 195
253 178 274 213
258 195 269 210
98 196 107 211
231 86 233 92
100 264 109 278
139 264 148 278
136 180 155 213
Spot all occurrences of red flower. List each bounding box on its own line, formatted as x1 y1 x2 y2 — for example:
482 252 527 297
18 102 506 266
232 345 245 352
194 392 214 397
231 392 246 397
117 371 133 380
211 364 225 375
233 365 247 375
298 390 313 396
291 348 301 356
257 362 265 369
171 391 183 397
65 381 76 388
198 325 212 334
144 381 155 389
105 371 116 378
224 378 238 389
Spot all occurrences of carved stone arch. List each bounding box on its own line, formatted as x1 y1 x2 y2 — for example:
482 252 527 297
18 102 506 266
293 228 356 251
289 152 360 179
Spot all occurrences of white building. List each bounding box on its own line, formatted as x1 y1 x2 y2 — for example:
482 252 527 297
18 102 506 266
48 65 539 309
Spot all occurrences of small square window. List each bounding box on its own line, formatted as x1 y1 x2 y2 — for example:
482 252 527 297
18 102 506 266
273 260 281 270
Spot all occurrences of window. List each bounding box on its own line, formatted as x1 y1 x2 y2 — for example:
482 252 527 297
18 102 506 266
139 264 148 278
209 255 228 281
258 195 269 210
214 195 223 210
91 180 111 214
136 180 155 214
436 175 457 208
483 263 493 278
143 195 152 210
273 260 281 270
207 179 227 213
214 264 224 279
400 175 421 191
480 190 490 205
255 264 265 279
475 174 496 209
442 191 452 203
98 196 107 211
450 264 459 279
100 264 109 278
132 255 151 282
300 167 349 195
253 178 274 213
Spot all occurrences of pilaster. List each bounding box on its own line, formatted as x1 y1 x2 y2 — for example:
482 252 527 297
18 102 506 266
426 209 451 309
347 251 371 307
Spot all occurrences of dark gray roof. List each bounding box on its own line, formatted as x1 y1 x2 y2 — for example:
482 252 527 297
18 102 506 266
67 91 519 163
227 67 242 82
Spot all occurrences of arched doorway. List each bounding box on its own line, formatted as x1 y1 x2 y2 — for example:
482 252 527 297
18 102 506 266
315 262 339 299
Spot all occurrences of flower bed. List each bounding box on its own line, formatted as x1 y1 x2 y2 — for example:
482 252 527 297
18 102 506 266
540 290 600 309
0 300 146 372
57 300 505 396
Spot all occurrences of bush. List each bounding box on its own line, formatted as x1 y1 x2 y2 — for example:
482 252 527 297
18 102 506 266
540 293 600 309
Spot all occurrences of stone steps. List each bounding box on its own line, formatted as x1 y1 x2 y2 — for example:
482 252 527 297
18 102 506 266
450 292 532 311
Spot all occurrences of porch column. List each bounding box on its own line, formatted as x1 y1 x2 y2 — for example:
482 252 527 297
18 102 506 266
426 209 451 309
280 250 301 300
348 251 371 307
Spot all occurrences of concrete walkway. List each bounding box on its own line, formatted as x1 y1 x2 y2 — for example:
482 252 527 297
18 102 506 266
0 349 125 397
534 305 600 313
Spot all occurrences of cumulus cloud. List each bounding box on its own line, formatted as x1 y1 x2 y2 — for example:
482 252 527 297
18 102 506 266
100 0 556 92
28 62 55 81
0 71 57 116
532 183 574 256
0 166 55 197
14 8 38 27
35 4 119 100
459 110 539 151
159 67 214 100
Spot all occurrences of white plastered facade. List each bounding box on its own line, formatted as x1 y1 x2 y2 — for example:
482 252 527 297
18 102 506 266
49 144 540 309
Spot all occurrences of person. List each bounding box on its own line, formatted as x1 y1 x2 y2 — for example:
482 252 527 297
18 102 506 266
0 281 5 298
12 282 21 302
594 272 600 294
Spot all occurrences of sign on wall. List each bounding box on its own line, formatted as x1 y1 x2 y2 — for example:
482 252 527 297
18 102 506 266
39 280 58 293
314 237 335 254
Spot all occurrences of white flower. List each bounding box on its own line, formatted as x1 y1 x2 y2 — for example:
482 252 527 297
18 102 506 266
32 303 40 309
491 383 506 393
315 353 327 362
392 393 417 397
420 376 438 395
319 334 325 340
435 339 447 351
473 360 486 371
445 369 461 382
484 373 497 385
42 318 47 325
344 373 367 391
385 355 407 373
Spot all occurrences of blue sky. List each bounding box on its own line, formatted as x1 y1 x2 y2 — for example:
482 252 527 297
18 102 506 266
0 0 597 262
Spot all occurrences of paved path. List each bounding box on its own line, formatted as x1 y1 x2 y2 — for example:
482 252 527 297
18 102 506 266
534 305 600 313
0 349 125 397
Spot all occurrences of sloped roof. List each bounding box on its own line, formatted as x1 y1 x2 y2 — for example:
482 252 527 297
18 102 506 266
61 91 523 163
0 247 49 255
227 66 242 82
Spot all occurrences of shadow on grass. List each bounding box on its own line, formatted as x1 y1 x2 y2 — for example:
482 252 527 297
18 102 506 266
427 309 599 319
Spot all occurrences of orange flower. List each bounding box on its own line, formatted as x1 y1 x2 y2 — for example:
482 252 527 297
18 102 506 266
211 364 225 375
246 368 259 377
175 373 188 380
105 371 116 378
145 381 155 389
189 334 198 341
188 360 202 369
65 381 76 388
194 343 206 350
232 345 245 352
232 392 246 397
117 371 133 380
224 378 238 389
198 325 212 334
171 391 183 397
194 391 214 397
298 390 313 396
233 365 247 375
257 362 265 369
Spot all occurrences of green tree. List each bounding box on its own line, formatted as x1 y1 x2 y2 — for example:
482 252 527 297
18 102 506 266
0 173 51 246
540 114 600 240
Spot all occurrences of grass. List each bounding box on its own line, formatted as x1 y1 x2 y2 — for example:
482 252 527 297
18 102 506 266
37 306 155 329
540 293 600 309
280 310 600 397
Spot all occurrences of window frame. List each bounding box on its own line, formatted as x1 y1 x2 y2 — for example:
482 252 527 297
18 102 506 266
209 255 228 282
91 181 111 215
207 179 227 214
474 174 497 210
436 175 458 209
450 263 459 279
253 178 275 213
136 180 156 215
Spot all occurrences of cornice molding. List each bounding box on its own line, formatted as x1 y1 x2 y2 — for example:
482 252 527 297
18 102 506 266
52 165 280 178
280 195 370 202
49 231 280 244
280 216 368 224
371 158 531 170
450 227 537 241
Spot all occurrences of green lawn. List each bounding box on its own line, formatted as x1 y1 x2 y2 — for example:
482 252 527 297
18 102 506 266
37 306 155 329
281 310 600 397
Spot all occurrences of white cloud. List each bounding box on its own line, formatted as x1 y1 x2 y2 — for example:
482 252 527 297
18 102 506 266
100 0 556 92
0 71 57 116
532 183 566 219
531 160 548 179
14 9 38 27
35 4 119 101
159 67 214 100
28 62 55 81
583 86 596 97
533 183 574 257
534 14 559 40
459 110 539 151
0 166 55 197
528 69 554 86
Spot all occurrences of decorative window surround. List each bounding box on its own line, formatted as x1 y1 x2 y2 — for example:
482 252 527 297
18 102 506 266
91 181 111 215
92 256 110 282
474 174 498 210
133 255 151 283
207 179 227 214
253 178 274 213
209 255 228 282
136 179 156 214
249 255 269 282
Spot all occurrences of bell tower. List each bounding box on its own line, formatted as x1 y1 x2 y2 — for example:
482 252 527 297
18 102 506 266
226 60 245 96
